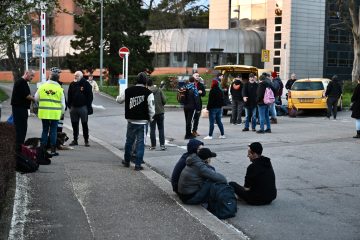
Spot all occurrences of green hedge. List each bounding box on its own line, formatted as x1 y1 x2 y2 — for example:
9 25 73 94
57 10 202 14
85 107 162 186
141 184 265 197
0 88 8 102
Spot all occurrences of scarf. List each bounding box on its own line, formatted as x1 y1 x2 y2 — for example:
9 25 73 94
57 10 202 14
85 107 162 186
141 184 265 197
186 82 199 97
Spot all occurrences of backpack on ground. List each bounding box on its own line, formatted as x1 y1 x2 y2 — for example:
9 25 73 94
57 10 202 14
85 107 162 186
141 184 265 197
208 183 237 219
177 87 188 104
16 152 39 173
263 87 275 105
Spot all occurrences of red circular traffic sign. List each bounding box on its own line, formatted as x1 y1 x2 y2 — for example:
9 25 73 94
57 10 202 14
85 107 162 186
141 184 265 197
119 47 129 59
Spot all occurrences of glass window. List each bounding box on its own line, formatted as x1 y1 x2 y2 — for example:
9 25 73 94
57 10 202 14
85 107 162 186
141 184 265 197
292 82 324 91
274 41 281 49
327 51 337 67
274 66 280 73
273 58 281 65
274 50 280 56
275 17 282 24
275 26 281 32
274 33 281 41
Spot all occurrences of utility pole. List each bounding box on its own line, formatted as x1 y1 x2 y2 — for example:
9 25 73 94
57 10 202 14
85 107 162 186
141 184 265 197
99 0 104 87
234 5 240 65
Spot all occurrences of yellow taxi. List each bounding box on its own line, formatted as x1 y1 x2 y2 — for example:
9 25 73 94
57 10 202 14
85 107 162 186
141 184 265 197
288 78 343 111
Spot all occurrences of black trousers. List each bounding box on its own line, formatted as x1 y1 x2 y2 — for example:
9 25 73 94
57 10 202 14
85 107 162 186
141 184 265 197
192 110 200 132
12 106 28 152
327 97 339 119
184 109 195 137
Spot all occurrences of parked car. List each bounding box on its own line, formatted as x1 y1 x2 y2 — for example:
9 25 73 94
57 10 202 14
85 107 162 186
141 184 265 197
287 78 343 111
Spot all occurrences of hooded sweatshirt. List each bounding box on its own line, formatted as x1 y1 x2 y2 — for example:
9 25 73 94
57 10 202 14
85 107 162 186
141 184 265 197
171 139 203 193
178 153 227 195
244 156 277 204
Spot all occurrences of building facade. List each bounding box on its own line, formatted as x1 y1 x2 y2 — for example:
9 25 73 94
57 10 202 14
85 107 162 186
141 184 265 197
209 0 353 80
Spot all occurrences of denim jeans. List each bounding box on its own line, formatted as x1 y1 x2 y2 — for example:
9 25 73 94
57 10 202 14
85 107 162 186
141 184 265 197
258 105 271 131
150 113 165 147
356 119 360 130
327 97 339 118
269 102 277 119
124 122 146 167
41 119 58 147
209 108 224 136
244 106 257 130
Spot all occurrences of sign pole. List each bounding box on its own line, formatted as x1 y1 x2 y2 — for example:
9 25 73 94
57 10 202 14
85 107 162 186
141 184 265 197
118 47 130 96
24 26 29 71
40 2 46 83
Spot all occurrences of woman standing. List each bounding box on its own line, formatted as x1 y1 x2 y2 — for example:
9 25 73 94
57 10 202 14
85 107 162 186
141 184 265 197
351 77 360 138
204 80 226 139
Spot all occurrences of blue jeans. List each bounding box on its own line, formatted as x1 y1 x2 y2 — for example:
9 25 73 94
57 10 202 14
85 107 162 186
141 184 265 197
150 113 165 146
356 119 360 130
209 108 224 136
258 105 271 131
41 120 58 147
269 102 277 119
124 123 146 167
244 106 257 129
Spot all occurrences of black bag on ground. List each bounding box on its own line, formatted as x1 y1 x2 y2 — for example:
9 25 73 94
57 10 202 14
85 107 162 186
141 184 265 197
208 183 237 219
16 153 39 173
36 147 51 165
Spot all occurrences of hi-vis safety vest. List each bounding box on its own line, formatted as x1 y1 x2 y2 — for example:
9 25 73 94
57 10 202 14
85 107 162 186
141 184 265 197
38 82 63 120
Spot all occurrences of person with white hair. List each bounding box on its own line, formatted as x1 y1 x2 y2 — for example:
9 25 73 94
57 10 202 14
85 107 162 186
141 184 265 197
67 71 93 147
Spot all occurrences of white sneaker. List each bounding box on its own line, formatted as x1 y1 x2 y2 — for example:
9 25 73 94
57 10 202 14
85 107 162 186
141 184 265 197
203 136 213 140
219 135 226 139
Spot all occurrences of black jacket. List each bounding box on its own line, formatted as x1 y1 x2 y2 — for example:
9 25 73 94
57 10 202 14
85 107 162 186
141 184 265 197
244 156 277 205
351 83 360 119
11 78 31 108
68 78 93 108
230 80 244 101
242 82 258 108
256 81 272 105
285 79 296 90
207 87 224 110
325 80 342 98
195 82 206 108
184 89 200 111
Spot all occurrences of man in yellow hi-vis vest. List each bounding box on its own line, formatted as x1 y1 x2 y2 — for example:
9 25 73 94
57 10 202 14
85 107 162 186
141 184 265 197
35 70 66 156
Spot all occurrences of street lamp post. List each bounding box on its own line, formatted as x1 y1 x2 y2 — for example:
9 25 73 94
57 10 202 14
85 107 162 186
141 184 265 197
234 5 240 65
99 0 104 87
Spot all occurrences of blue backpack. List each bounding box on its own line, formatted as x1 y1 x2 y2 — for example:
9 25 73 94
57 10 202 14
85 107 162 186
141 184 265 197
208 183 237 219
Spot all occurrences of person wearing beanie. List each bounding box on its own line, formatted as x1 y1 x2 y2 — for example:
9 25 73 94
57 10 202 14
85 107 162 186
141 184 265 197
183 76 200 139
116 72 155 171
325 75 342 120
192 72 206 137
49 67 67 133
204 80 226 139
229 142 277 205
242 73 258 131
171 139 204 193
229 74 245 125
178 147 227 204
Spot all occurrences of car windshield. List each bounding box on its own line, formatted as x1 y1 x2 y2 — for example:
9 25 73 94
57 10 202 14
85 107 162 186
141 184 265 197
292 82 324 91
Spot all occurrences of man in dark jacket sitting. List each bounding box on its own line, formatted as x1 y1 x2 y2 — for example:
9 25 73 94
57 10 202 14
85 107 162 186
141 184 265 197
229 142 277 205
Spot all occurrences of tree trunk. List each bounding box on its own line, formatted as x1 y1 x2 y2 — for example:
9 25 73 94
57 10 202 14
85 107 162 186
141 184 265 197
353 35 360 82
6 42 23 81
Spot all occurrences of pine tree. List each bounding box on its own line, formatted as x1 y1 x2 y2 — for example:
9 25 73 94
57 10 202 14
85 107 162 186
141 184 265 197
66 0 154 84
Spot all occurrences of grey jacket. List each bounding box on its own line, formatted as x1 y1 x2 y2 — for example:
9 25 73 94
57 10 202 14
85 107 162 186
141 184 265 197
178 153 227 195
149 86 166 115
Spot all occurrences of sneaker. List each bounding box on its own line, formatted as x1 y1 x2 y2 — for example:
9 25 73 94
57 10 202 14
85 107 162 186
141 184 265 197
252 128 256 132
270 118 278 124
69 140 78 146
134 165 144 171
122 160 130 168
185 134 195 140
192 131 200 136
84 141 90 147
256 130 265 134
149 146 156 150
203 136 213 140
242 128 249 132
50 151 59 157
264 129 272 133
219 135 226 139
160 145 167 151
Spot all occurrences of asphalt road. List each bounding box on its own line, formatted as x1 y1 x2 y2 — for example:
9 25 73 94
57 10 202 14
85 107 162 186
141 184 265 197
1 82 359 240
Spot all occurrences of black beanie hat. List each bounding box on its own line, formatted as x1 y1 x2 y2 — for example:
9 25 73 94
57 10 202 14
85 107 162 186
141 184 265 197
137 72 148 85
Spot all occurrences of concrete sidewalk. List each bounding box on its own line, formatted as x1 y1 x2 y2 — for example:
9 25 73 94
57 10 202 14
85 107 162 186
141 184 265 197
0 92 245 240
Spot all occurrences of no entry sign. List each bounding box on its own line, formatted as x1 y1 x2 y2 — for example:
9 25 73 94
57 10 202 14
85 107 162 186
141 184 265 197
119 47 129 59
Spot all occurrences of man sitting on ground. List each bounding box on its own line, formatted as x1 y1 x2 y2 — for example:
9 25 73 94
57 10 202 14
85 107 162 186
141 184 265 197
229 142 277 205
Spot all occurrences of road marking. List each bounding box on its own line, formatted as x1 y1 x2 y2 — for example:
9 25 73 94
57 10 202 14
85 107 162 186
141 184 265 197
8 173 30 240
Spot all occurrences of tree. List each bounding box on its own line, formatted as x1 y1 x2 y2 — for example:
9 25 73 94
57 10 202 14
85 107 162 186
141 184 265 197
336 0 360 82
0 0 59 80
66 0 154 84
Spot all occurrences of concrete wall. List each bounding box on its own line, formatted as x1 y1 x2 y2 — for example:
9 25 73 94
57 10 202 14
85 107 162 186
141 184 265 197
54 0 75 35
209 0 230 29
288 0 326 79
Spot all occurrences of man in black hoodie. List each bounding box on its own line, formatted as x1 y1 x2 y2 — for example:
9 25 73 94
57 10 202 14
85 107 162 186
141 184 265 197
325 75 342 120
230 74 245 125
229 142 277 205
67 71 93 147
